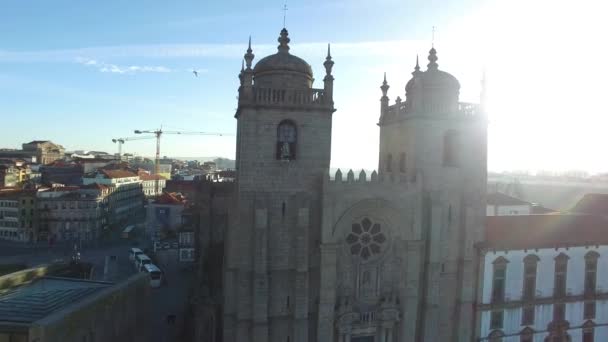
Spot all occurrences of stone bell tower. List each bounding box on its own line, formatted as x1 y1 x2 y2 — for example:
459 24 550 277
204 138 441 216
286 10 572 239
223 28 336 342
378 48 487 341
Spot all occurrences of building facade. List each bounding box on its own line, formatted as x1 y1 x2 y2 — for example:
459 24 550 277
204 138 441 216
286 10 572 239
0 191 20 240
478 215 608 341
37 184 109 242
145 192 186 240
220 28 486 342
0 140 65 165
82 169 144 231
138 171 167 198
486 192 533 216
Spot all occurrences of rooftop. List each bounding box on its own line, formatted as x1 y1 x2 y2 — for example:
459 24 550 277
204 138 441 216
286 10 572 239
486 192 531 206
154 192 187 205
483 214 608 250
97 169 137 179
0 276 111 324
571 193 608 216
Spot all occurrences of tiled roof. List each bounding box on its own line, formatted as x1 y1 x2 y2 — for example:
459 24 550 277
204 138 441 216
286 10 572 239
571 193 608 216
100 169 137 179
486 192 531 206
154 192 186 205
483 214 608 250
0 277 111 324
80 183 109 191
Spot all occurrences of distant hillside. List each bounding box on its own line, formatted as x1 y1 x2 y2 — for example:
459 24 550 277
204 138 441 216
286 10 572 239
172 157 235 169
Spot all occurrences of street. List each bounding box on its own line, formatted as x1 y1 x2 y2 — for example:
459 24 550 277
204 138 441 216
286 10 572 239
0 238 192 342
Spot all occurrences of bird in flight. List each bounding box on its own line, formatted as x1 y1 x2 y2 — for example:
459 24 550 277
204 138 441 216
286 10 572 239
192 70 198 77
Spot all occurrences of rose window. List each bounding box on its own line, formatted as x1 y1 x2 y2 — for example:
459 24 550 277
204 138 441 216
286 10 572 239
346 217 386 260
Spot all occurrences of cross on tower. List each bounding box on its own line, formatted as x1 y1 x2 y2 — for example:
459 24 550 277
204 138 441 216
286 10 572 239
432 26 436 47
282 3 288 27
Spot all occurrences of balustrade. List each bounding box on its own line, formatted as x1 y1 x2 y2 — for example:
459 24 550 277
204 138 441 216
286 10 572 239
246 87 328 107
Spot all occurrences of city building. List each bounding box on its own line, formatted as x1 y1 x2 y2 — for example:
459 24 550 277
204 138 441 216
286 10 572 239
81 169 144 231
18 189 38 242
145 192 186 240
138 170 167 198
165 180 198 200
0 164 18 188
487 192 534 216
0 190 20 240
178 205 196 262
210 28 487 342
37 184 109 242
0 266 149 342
40 161 84 186
477 214 608 341
0 140 65 165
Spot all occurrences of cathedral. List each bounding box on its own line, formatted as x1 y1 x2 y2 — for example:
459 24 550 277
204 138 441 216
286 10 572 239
221 27 487 342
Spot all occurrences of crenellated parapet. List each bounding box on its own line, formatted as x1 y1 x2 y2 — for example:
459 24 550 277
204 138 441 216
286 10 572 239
325 168 421 190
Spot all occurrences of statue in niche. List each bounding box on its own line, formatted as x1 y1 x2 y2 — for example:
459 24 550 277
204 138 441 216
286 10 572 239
280 142 291 160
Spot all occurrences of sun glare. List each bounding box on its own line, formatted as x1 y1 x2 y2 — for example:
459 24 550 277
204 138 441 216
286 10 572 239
443 0 607 173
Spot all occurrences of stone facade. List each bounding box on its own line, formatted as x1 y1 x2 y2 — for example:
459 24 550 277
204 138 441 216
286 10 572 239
218 28 487 342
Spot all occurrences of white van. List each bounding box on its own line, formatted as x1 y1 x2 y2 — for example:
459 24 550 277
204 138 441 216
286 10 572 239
135 254 152 271
143 264 162 288
129 248 143 261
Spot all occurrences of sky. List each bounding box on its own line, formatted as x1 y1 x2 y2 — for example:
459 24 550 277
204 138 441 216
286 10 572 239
1 0 606 173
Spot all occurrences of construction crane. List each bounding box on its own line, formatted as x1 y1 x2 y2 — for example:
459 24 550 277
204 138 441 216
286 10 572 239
111 136 155 159
133 128 229 194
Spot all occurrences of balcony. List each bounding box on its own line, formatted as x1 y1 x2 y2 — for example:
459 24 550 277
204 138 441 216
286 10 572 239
384 101 481 123
240 87 332 109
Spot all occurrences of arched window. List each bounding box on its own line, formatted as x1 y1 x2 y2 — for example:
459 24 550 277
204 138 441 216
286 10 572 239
443 130 460 167
523 254 540 300
554 253 569 298
386 154 393 172
277 120 297 160
584 251 599 295
492 256 509 303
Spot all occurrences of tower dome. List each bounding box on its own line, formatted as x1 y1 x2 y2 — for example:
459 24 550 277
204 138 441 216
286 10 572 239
405 47 460 114
253 28 314 88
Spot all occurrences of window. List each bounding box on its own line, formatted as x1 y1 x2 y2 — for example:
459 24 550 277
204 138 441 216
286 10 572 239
492 257 508 303
553 253 569 297
521 306 534 326
276 120 297 160
490 311 503 330
443 130 460 167
584 251 599 296
386 154 393 172
553 303 565 321
522 255 539 300
399 152 406 172
584 301 596 319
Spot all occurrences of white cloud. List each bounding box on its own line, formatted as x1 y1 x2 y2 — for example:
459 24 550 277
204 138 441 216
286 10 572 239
75 57 171 74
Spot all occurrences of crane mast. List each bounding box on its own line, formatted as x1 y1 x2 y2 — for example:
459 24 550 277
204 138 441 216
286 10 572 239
134 128 228 195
